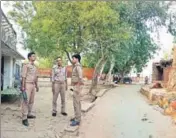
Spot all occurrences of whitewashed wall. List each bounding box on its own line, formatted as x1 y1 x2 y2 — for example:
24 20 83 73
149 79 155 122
3 56 14 89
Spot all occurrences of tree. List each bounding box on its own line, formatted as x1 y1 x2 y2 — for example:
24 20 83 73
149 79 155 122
8 2 83 61
37 58 53 68
109 1 168 79
7 1 170 96
168 2 176 41
81 2 132 94
8 2 131 97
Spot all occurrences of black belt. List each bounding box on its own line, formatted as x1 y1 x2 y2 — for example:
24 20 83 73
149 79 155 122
54 81 65 84
26 82 35 84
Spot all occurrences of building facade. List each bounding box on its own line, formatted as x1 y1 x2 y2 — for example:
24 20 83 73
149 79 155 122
1 9 24 94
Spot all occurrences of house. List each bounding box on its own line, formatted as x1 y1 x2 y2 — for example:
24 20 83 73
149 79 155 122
1 9 24 94
152 59 172 81
152 51 174 88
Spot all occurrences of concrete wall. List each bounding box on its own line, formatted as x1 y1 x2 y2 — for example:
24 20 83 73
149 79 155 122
152 62 172 87
3 56 11 89
152 63 159 82
3 56 15 89
14 60 21 77
163 66 172 87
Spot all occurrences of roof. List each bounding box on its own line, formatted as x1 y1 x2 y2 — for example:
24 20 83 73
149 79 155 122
160 59 173 65
1 9 16 36
1 8 17 51
1 41 25 59
154 59 173 67
1 8 24 59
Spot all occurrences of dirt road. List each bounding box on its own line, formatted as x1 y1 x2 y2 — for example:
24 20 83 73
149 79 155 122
79 85 176 138
1 87 74 138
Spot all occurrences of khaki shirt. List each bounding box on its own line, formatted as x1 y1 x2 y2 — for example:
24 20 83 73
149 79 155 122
71 63 83 85
51 65 67 82
22 62 39 83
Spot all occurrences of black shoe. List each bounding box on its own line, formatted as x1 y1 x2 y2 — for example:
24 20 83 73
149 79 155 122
70 120 80 126
52 113 57 117
22 119 29 126
61 112 68 116
27 115 36 119
70 118 75 121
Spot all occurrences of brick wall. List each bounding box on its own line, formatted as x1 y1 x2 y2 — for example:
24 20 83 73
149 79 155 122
163 66 172 87
152 63 159 82
173 47 176 67
38 66 94 80
38 68 51 77
152 62 172 87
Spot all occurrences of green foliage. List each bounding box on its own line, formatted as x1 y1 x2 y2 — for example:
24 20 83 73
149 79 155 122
168 9 176 42
8 2 131 60
168 1 176 35
37 56 68 68
103 60 111 74
37 58 53 68
8 1 171 74
109 1 168 75
81 52 99 68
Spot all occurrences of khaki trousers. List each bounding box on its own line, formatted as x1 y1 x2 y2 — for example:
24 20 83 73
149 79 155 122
53 82 66 113
73 85 82 122
22 83 35 120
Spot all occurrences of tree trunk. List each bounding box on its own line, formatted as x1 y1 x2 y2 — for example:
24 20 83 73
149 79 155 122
65 50 72 64
121 74 124 83
89 57 106 96
120 72 125 84
106 59 115 85
98 62 106 82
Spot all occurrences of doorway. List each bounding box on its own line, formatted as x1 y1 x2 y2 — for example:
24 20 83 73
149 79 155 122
1 56 4 90
156 66 163 81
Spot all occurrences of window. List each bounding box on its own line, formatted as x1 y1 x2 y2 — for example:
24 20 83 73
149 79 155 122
15 64 20 80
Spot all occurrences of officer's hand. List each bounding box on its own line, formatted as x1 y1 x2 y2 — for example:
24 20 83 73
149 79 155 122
36 86 39 92
52 87 54 93
52 83 55 93
21 86 25 92
66 85 68 91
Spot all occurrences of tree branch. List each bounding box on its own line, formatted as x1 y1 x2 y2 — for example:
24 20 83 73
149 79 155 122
64 50 72 64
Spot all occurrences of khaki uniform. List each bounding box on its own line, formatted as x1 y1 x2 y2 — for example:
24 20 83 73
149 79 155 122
51 65 67 113
71 62 83 122
21 62 38 120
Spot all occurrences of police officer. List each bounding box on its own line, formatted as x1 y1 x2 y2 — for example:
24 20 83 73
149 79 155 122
51 57 68 116
21 52 39 126
70 54 84 126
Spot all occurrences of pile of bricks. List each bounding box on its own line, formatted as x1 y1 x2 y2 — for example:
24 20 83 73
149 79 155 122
140 86 176 124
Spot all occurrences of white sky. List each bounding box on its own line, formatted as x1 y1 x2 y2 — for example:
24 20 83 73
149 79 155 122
2 2 29 59
140 27 174 78
1 2 176 75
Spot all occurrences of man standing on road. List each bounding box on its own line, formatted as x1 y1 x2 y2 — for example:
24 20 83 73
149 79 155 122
21 52 39 126
51 57 68 117
70 54 84 126
145 76 149 85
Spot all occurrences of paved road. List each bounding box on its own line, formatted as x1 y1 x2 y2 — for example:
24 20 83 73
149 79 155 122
79 85 176 138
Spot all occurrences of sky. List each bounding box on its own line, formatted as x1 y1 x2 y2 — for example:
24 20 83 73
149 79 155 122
1 2 29 59
140 27 174 78
1 2 176 76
